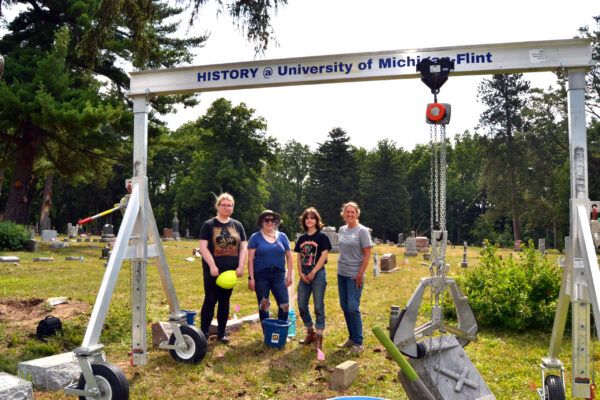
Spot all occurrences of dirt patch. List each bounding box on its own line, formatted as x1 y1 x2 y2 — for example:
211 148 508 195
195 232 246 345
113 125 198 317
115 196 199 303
0 297 91 334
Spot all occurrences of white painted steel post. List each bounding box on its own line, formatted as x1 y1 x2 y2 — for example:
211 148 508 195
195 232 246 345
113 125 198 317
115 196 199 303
131 96 150 365
568 69 591 398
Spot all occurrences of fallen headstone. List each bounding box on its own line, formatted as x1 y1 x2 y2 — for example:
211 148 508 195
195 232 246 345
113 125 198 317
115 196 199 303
46 297 67 306
330 360 358 390
65 256 84 262
49 242 68 248
0 372 33 400
241 313 260 324
33 257 54 262
152 321 174 346
18 352 81 392
208 318 243 336
0 256 20 263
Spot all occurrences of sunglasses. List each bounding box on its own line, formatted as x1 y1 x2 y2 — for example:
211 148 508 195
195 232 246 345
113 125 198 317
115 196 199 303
263 217 277 223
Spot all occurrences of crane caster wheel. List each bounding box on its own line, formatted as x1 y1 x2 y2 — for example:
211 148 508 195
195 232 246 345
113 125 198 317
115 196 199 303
544 375 565 400
169 325 207 363
75 361 129 400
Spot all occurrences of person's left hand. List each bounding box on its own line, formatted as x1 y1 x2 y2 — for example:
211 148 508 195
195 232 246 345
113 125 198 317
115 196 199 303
352 273 364 289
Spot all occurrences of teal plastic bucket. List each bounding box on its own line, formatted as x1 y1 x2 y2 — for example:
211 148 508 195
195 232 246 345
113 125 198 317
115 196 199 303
262 318 290 349
181 309 197 325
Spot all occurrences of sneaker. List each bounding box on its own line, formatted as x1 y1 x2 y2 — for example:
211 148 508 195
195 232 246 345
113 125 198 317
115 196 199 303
348 344 364 355
337 339 354 348
217 335 230 344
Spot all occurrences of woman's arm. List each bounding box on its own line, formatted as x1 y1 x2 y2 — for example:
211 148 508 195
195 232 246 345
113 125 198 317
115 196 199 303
308 250 328 281
353 246 371 289
297 251 310 284
247 248 256 291
198 239 219 277
236 241 248 277
285 249 293 287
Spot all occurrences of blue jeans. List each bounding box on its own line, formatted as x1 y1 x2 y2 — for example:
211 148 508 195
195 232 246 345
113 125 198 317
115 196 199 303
254 267 289 322
337 274 363 345
297 269 327 330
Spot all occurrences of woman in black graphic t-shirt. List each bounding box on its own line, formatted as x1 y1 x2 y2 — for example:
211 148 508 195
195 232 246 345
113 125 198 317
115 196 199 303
293 207 331 351
198 193 247 344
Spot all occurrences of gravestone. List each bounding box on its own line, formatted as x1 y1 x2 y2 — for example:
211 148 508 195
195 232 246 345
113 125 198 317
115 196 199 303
397 232 405 247
41 230 57 242
461 242 469 268
186 228 191 239
380 253 397 272
405 237 418 257
100 246 110 260
0 372 33 400
18 352 81 392
481 241 487 250
172 212 181 241
407 335 495 400
68 224 78 238
416 236 429 252
101 224 115 242
29 229 35 240
538 238 546 255
373 253 380 277
322 226 339 253
163 228 174 241
514 240 522 252
27 240 38 252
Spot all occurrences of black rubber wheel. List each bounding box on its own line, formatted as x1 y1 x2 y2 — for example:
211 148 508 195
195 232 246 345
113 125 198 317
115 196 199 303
168 324 207 363
76 362 129 400
544 374 565 400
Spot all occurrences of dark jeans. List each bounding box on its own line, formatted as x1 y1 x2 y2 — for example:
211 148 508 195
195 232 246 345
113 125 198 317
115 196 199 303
337 274 364 345
254 267 289 322
297 269 327 330
200 267 233 338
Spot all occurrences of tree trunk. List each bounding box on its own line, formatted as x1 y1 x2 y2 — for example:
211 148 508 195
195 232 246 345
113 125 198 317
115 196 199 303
0 168 4 198
4 124 41 224
39 173 54 231
553 219 559 250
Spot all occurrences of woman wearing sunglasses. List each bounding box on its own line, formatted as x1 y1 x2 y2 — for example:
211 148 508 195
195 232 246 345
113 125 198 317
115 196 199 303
247 210 293 324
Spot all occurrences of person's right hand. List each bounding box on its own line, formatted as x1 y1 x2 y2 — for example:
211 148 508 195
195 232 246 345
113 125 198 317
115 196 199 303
300 273 311 284
209 265 219 277
248 279 255 291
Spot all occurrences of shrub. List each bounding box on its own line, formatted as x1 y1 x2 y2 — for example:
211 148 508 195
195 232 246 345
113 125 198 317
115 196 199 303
0 221 28 251
445 239 562 331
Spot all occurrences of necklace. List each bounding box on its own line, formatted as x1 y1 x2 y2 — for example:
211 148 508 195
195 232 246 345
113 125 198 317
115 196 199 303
262 230 276 239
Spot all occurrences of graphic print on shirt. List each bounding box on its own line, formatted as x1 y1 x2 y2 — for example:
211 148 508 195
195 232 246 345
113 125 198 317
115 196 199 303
299 241 318 268
213 226 240 257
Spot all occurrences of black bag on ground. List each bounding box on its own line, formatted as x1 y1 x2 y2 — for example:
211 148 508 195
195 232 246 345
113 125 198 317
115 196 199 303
36 315 63 341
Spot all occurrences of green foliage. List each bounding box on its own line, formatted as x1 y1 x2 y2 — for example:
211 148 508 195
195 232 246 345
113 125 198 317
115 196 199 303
447 240 561 331
0 221 28 251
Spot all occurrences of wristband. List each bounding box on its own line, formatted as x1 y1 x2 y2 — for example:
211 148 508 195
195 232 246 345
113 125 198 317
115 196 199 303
248 276 253 281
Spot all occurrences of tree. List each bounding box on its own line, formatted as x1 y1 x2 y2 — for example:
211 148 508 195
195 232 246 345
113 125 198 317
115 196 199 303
405 144 432 236
446 131 484 244
359 139 410 241
0 26 122 224
171 98 276 233
307 128 359 227
578 15 600 119
477 73 531 242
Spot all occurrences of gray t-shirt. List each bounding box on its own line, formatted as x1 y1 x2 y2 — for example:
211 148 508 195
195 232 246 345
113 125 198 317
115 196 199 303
337 224 372 277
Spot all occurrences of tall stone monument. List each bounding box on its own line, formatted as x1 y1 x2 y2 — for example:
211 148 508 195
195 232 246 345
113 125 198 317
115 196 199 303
172 212 181 241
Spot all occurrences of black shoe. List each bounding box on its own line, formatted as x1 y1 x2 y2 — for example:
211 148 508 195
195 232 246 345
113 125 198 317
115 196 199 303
217 335 229 344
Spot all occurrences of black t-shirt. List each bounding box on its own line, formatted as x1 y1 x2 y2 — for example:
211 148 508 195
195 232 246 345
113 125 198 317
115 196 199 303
293 230 332 274
198 217 247 272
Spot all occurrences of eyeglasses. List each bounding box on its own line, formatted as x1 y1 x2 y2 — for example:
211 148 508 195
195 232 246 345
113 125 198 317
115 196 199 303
219 203 233 208
263 217 277 223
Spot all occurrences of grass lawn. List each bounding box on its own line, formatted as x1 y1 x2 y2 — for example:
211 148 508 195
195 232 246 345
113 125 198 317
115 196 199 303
0 238 585 399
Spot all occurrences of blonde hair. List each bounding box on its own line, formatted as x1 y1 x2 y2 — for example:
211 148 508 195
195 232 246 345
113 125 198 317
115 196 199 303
215 192 235 208
340 201 361 218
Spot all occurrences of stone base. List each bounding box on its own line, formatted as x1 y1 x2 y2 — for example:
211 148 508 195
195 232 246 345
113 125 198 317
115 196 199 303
18 352 81 392
407 336 495 400
152 321 173 346
208 318 243 336
330 360 358 390
381 267 399 273
405 251 418 257
0 372 33 400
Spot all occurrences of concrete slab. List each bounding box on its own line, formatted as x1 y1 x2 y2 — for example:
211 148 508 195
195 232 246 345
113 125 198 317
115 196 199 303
18 352 81 391
241 313 260 324
0 256 20 262
0 372 33 400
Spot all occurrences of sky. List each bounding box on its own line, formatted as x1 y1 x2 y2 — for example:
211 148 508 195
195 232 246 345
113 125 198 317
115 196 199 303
165 0 599 151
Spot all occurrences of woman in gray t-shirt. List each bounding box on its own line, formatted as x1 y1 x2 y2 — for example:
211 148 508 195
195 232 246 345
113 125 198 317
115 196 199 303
337 201 371 354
